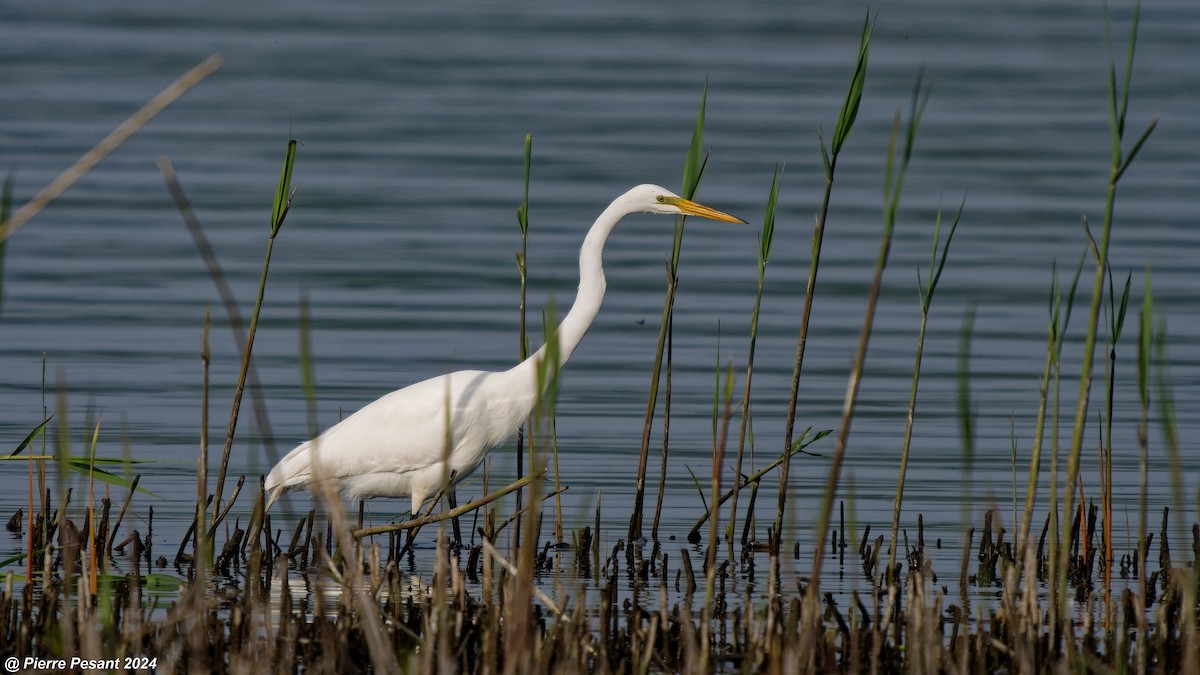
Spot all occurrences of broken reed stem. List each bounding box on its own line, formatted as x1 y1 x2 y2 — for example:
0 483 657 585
494 485 569 538
197 307 211 570
0 54 223 245
354 473 540 539
687 427 819 542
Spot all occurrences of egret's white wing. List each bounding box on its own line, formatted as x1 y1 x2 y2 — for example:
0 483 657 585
267 370 492 492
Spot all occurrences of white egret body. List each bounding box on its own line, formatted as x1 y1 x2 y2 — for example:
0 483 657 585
264 184 745 513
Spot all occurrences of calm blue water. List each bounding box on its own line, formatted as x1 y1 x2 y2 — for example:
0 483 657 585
1 0 1198 585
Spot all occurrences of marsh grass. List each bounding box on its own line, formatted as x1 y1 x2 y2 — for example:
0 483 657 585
887 198 961 575
777 15 871 550
2 7 1197 675
209 138 297 538
633 83 708 545
514 132 534 549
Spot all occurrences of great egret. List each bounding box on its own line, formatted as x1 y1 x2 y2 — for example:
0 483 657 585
264 184 745 514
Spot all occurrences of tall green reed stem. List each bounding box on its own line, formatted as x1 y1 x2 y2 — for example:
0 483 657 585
726 166 781 546
887 199 961 573
1018 254 1083 556
512 133 533 547
211 138 296 532
1058 1 1156 618
777 17 871 545
1100 266 1130 616
810 76 927 587
956 307 976 546
503 309 562 671
1154 320 1197 669
633 84 707 543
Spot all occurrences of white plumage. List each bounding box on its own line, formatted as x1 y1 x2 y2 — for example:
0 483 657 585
264 184 745 514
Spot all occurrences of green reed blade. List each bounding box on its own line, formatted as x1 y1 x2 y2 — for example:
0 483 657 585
271 139 297 236
923 198 964 310
684 464 708 513
777 21 874 552
1116 115 1160 182
518 133 532 236
832 14 872 156
66 460 161 499
8 415 53 457
759 164 782 270
682 82 707 200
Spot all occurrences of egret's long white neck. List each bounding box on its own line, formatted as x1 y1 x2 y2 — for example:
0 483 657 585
510 195 632 388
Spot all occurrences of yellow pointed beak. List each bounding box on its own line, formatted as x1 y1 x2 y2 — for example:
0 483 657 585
664 197 747 224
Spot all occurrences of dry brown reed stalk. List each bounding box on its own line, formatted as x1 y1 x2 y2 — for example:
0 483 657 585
0 55 222 245
353 473 539 539
699 362 735 672
806 83 929 661
158 158 279 466
195 307 211 573
300 401 396 674
2 497 1199 675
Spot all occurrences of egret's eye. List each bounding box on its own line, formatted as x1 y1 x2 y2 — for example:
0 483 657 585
656 195 666 203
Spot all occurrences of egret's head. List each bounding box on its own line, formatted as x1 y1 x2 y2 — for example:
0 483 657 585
627 184 747 223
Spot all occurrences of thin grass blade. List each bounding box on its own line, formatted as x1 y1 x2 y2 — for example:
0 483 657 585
8 416 54 457
271 139 298 236
832 14 872 155
682 83 707 200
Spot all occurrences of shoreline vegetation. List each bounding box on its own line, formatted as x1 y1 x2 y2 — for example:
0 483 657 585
3 6 1195 673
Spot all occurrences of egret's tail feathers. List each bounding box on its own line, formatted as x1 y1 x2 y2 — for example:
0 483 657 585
265 483 284 512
